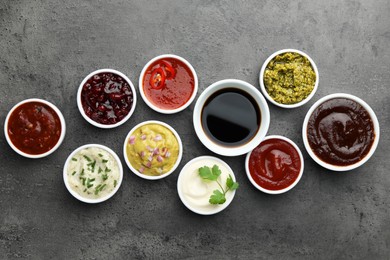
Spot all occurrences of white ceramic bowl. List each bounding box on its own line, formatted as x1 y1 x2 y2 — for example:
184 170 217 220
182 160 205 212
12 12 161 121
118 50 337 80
77 69 137 128
302 93 380 171
139 54 198 114
177 156 237 215
4 98 66 159
63 144 123 203
123 120 183 180
259 49 319 108
245 135 304 194
193 79 270 156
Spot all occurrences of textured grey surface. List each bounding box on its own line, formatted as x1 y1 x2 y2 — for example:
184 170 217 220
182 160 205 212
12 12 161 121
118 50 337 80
0 0 389 259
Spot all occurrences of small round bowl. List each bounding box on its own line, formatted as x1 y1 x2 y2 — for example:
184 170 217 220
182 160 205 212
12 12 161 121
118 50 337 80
259 49 319 108
123 120 183 180
177 156 237 215
193 79 270 156
302 93 380 171
63 144 123 203
77 68 137 129
4 98 66 159
245 135 304 194
139 54 198 114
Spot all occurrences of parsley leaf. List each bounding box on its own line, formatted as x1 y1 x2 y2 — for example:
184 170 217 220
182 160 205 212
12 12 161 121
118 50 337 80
226 174 239 191
209 189 226 204
199 165 220 181
198 165 239 205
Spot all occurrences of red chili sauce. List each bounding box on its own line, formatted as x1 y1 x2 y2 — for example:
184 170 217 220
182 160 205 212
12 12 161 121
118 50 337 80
142 57 195 110
7 101 62 155
81 72 134 125
307 98 375 166
248 138 301 190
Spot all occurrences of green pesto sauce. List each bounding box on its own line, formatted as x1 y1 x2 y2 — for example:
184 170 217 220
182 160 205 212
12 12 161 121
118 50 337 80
264 52 316 105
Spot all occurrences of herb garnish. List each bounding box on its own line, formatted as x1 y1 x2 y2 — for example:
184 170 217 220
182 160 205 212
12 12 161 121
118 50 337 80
72 158 77 162
114 180 117 188
102 159 108 163
198 165 239 204
86 178 95 188
98 153 103 157
72 171 76 176
87 160 96 172
94 184 107 195
83 155 92 162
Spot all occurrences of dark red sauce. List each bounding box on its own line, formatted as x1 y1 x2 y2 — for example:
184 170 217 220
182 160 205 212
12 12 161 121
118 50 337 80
81 72 134 125
7 101 62 155
248 138 301 190
307 98 375 166
142 57 195 110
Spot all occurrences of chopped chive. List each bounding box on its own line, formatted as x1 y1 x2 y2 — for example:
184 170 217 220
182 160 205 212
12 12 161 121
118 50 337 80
105 167 111 173
83 155 92 162
98 167 103 174
102 173 108 181
86 178 95 189
114 180 117 187
72 171 76 176
72 158 77 162
87 160 96 172
80 169 85 176
102 159 108 163
83 188 87 192
79 177 86 186
94 183 107 195
98 153 103 157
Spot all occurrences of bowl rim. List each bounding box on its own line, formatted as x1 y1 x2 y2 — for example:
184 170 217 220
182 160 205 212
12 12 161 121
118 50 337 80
177 155 237 215
259 48 319 108
193 79 270 156
63 143 124 203
4 98 66 159
123 120 183 180
245 135 304 194
77 68 137 129
138 54 198 114
302 93 380 171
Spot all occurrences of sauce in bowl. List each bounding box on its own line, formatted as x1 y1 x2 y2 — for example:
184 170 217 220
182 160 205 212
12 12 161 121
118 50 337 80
64 144 123 203
79 70 135 127
201 88 260 147
307 98 375 166
246 136 303 193
140 55 197 113
6 100 63 155
124 120 183 180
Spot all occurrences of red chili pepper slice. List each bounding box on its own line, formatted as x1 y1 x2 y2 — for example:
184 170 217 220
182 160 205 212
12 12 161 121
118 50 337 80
161 60 176 80
150 68 166 90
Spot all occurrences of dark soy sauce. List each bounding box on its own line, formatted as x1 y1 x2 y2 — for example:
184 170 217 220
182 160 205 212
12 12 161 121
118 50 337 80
201 88 261 147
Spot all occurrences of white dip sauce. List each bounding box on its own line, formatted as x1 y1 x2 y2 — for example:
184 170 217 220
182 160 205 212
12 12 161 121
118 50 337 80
179 157 234 213
66 147 120 199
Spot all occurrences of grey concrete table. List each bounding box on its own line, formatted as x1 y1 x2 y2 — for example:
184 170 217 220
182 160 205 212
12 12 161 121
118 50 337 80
1 1 389 259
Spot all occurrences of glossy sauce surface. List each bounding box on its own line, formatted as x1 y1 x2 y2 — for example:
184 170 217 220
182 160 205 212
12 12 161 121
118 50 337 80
143 58 195 110
307 98 375 166
81 72 133 125
201 88 260 147
7 101 62 155
248 138 301 190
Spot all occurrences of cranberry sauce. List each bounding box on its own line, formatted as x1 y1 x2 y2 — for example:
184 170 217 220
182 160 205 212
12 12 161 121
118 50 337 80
81 72 133 125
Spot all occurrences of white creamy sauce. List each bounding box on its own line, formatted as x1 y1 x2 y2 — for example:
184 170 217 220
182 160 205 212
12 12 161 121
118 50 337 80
67 147 120 199
179 158 234 213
